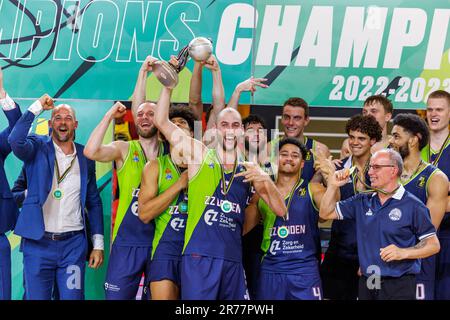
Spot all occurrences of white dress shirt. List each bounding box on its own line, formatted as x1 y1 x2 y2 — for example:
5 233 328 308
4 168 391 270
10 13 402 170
0 93 16 111
28 100 104 250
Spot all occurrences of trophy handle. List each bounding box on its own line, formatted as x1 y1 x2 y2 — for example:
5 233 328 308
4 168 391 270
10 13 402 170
171 45 190 73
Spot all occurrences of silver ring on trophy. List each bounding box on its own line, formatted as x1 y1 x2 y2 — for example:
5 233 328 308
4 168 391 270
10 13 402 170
153 37 213 89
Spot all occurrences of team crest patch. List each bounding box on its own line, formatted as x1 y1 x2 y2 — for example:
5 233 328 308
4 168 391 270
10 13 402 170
298 188 307 197
165 168 173 180
132 151 139 162
305 151 311 161
416 176 426 188
388 208 402 221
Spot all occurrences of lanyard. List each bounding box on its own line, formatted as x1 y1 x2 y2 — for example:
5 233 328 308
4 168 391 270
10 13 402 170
283 178 303 221
219 157 238 197
351 160 370 194
427 133 450 166
54 155 77 186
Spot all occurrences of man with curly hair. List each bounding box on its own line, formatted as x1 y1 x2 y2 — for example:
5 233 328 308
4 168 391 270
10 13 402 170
319 115 382 300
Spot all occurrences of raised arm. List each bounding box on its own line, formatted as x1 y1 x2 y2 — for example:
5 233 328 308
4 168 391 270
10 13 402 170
319 169 348 220
202 55 225 130
154 87 206 173
138 160 188 223
131 55 158 115
8 94 54 161
188 61 203 120
227 77 269 110
83 102 128 167
236 162 286 217
426 171 449 229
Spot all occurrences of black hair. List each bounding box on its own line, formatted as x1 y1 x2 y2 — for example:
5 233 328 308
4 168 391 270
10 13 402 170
242 114 267 130
392 113 430 150
345 114 382 142
278 137 308 160
169 104 197 133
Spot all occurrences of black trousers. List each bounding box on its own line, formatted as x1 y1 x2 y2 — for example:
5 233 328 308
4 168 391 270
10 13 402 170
320 253 359 300
358 274 416 300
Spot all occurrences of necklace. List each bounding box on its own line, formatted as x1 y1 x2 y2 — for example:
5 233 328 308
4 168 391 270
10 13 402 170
400 159 424 184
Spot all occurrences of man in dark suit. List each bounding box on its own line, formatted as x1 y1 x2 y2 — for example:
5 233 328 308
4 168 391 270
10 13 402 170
8 94 104 300
0 66 21 300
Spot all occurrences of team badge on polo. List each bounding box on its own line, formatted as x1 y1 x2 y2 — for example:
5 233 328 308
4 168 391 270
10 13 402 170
52 188 63 200
220 200 232 213
389 208 402 221
277 226 289 238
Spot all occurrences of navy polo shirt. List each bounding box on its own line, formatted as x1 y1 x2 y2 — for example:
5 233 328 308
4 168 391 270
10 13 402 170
336 185 436 278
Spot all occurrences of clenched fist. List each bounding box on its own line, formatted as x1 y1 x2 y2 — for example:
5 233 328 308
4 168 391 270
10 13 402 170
107 101 127 119
141 55 158 72
39 94 54 110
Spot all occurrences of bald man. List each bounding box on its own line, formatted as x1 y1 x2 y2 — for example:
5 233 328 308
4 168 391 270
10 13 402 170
8 95 104 300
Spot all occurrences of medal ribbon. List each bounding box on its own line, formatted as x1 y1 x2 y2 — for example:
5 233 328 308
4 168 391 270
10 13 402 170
54 155 77 185
219 155 238 197
283 178 304 221
427 133 450 166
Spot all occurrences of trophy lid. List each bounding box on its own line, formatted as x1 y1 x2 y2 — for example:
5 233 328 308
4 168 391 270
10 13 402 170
188 37 213 62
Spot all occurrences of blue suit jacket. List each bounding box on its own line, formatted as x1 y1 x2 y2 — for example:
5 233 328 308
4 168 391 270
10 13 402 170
8 110 104 241
0 105 21 234
12 166 27 208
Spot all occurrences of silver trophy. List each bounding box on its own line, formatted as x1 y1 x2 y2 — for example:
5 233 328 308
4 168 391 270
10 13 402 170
153 37 213 89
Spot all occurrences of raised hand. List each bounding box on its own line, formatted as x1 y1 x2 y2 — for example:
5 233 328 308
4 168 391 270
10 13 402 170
141 55 158 72
235 161 270 183
39 94 54 110
107 101 127 119
169 55 179 69
202 54 220 72
178 170 189 189
328 168 351 188
236 77 269 95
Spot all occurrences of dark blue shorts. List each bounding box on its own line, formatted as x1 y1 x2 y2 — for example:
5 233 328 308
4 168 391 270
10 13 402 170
256 269 322 300
181 254 249 300
104 244 152 300
416 255 436 300
148 259 181 287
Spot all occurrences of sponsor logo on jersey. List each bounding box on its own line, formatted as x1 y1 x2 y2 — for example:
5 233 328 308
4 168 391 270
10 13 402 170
388 208 402 221
204 209 219 226
365 208 373 216
204 196 241 214
269 239 281 255
170 217 186 231
270 225 306 237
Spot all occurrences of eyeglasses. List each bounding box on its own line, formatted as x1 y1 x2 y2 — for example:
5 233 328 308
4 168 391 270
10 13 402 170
368 164 395 171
